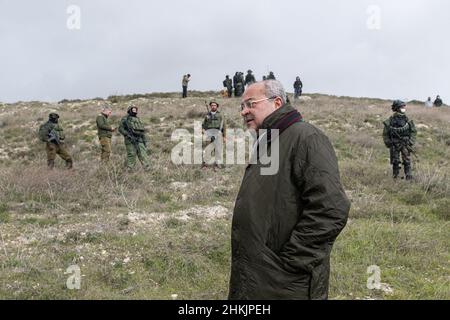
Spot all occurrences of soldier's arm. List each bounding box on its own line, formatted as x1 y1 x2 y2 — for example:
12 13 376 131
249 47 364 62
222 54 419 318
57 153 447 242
118 119 128 136
55 124 66 140
382 122 392 147
409 120 417 145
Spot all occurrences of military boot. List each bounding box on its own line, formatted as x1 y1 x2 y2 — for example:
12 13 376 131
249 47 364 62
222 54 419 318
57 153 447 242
47 159 55 170
404 165 413 181
66 159 73 169
393 164 400 179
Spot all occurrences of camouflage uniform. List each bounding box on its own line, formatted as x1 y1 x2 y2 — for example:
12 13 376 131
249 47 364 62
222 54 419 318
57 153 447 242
383 104 417 180
38 114 73 169
234 72 245 97
202 103 225 167
267 72 276 80
244 70 256 87
96 113 114 161
118 106 150 170
223 76 233 98
294 77 303 99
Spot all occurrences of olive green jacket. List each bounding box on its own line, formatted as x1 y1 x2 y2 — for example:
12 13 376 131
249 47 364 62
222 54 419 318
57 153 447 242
96 114 114 138
229 104 350 300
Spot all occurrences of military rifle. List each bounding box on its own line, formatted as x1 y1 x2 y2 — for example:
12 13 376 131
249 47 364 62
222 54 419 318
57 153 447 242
389 126 417 159
123 116 146 148
48 129 60 145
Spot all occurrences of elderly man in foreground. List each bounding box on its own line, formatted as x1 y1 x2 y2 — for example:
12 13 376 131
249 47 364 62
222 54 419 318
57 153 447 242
229 80 350 300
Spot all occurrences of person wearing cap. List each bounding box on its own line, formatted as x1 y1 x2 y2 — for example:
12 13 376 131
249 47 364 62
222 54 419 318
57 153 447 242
244 70 256 87
38 113 73 169
182 74 191 98
118 105 151 171
202 101 225 169
383 100 417 180
96 105 116 162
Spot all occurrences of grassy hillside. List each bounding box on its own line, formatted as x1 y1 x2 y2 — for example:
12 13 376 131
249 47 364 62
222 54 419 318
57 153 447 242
0 93 449 299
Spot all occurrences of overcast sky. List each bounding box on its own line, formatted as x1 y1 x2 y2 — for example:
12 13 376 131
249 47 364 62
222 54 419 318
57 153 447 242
1 0 449 103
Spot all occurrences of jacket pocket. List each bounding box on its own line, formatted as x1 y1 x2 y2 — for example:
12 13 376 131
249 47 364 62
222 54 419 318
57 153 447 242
247 246 311 299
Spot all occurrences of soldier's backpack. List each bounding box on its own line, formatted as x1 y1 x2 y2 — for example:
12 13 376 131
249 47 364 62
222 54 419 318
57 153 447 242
38 122 50 142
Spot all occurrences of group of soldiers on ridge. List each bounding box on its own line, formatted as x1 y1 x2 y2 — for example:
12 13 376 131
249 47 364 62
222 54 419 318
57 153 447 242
39 104 151 171
37 100 226 171
182 71 304 100
38 77 443 181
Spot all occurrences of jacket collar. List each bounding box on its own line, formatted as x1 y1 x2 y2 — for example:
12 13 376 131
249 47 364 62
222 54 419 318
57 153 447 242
261 103 297 130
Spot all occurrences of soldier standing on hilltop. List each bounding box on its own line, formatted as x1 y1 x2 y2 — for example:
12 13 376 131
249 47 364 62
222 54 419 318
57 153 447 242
119 105 151 171
434 95 443 107
96 105 116 162
234 72 245 97
244 70 256 87
223 75 233 98
202 101 225 170
383 100 417 180
267 71 276 80
38 113 73 169
293 76 303 99
182 74 191 98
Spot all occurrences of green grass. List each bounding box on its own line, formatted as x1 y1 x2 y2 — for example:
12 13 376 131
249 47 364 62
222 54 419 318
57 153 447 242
0 92 449 299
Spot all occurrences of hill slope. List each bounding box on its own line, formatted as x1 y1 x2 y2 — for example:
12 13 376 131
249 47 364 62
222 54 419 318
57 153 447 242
0 93 449 299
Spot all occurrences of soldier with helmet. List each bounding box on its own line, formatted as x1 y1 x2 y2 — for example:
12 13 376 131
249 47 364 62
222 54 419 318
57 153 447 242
118 105 151 171
244 70 256 87
383 100 417 180
38 113 73 169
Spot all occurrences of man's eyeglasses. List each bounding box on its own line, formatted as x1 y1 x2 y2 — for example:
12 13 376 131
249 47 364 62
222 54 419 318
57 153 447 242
240 96 277 111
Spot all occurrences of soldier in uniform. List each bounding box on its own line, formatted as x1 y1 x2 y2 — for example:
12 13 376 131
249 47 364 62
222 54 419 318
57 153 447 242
267 71 276 80
235 72 245 97
383 100 417 180
244 70 256 87
96 105 116 162
202 101 225 169
223 75 233 98
434 95 443 107
118 105 151 171
293 76 303 99
38 113 73 169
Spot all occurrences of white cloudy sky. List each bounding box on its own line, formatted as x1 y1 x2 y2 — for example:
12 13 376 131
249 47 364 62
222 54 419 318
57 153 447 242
0 0 448 102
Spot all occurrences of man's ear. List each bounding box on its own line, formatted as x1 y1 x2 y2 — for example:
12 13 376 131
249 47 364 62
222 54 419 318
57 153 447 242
274 97 283 109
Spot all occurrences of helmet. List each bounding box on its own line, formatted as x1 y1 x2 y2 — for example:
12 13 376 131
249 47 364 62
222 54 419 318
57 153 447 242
127 104 138 114
392 100 406 112
247 70 252 73
49 113 60 120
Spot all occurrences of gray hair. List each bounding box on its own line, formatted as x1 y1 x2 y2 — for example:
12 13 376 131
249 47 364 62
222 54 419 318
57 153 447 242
102 105 112 112
263 80 287 105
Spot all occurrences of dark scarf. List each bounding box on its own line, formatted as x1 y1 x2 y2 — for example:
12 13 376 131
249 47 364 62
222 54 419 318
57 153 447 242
266 108 303 143
252 105 303 163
